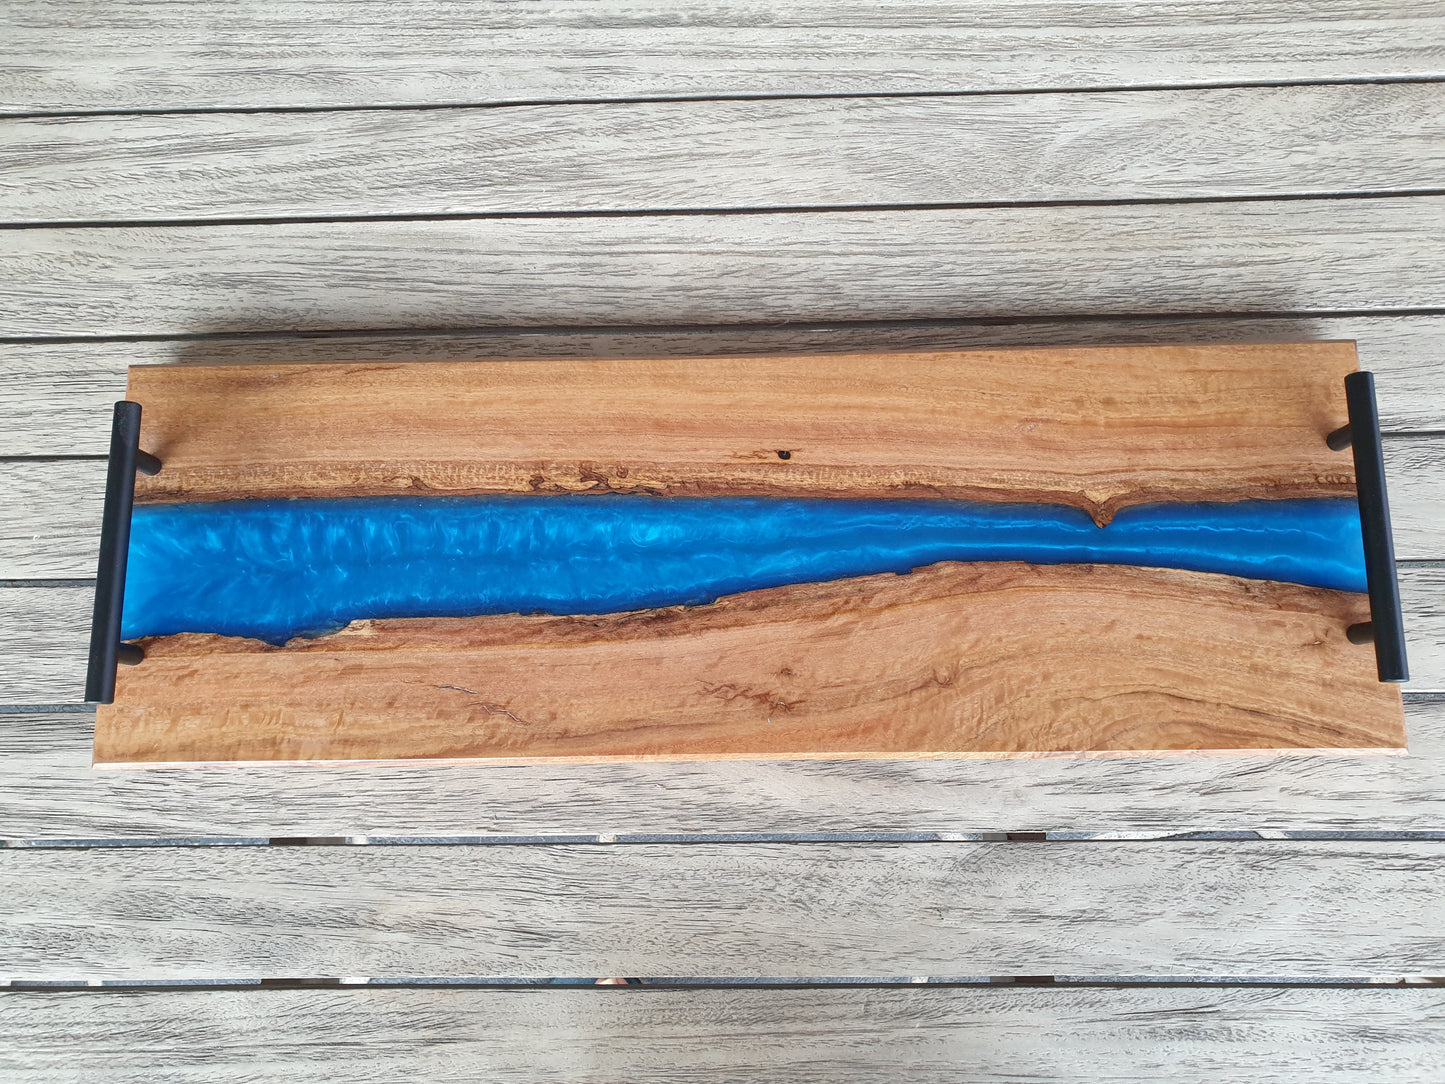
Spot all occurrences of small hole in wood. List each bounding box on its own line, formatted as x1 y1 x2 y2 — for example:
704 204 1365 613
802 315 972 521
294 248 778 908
1346 621 1375 645
776 450 791 460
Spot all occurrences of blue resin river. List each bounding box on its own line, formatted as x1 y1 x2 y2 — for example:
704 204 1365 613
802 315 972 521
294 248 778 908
120 495 1367 643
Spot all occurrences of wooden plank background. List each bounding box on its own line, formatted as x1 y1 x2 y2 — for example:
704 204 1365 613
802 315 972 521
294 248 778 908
5 199 1445 337
5 987 1442 1084
5 841 1443 979
5 83 1444 222
2 1 1444 1078
5 0 1445 110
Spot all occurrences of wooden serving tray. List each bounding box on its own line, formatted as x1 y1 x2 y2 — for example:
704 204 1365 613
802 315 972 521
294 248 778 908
93 343 1406 766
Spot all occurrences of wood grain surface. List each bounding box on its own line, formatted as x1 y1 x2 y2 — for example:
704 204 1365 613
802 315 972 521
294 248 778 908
4 702 1444 840
5 316 1445 457
93 562 1403 766
6 197 1445 338
6 0 1444 112
4 841 1442 978
28 569 1445 708
6 84 1443 223
126 343 1359 517
6 986 1445 1084
11 432 1442 579
5 987 1443 1084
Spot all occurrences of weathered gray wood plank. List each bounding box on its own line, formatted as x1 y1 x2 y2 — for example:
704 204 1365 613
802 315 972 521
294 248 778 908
5 197 1444 338
1379 438 1445 559
7 84 1444 222
4 986 1444 1083
3 567 1442 703
0 587 93 703
6 0 1445 112
6 316 1445 457
5 434 1440 578
3 841 1443 979
2 702 1443 840
0 463 101 579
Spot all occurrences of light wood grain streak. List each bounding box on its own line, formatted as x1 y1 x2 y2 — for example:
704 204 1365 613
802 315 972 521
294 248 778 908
3 841 1443 978
4 316 1445 456
2 702 1443 839
5 0 1445 111
5 84 1444 222
5 567 1444 704
4 198 1445 337
5 987 1445 1084
7 433 1440 579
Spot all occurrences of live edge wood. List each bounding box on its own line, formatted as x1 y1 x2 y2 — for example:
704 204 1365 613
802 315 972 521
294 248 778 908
94 562 1405 767
128 342 1358 523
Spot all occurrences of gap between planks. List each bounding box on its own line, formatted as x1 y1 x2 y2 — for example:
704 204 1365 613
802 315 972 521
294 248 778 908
4 976 1444 989
8 831 1445 851
17 189 1445 234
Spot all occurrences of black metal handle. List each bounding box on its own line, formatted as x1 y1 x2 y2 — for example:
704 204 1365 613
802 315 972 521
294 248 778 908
85 401 160 704
1338 372 1408 683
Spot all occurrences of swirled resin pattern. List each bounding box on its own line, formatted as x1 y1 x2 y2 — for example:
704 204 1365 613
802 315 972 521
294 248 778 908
122 495 1366 643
